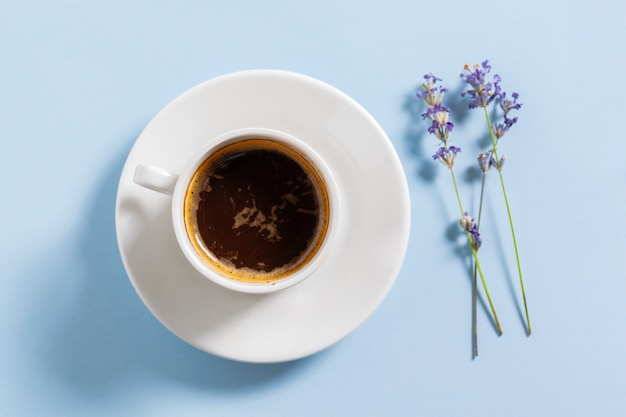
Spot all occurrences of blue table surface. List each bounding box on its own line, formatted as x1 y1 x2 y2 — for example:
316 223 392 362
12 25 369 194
2 1 625 416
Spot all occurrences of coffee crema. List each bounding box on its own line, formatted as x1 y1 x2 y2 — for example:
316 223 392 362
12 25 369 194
183 139 330 283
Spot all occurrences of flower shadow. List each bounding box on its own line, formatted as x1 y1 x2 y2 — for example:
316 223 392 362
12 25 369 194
446 81 472 128
403 84 502 339
482 198 527 333
402 89 438 183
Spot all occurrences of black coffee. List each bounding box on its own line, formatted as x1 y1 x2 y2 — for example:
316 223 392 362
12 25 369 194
183 139 329 283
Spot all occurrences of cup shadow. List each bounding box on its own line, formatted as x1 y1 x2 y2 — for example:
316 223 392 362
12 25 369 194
39 137 315 400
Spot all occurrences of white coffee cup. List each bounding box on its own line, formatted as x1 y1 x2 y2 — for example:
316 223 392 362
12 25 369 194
133 128 339 294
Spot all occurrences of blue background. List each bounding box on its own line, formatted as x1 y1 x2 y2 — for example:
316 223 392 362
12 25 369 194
1 1 624 416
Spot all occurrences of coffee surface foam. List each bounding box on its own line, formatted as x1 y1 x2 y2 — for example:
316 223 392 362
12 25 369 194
183 139 329 283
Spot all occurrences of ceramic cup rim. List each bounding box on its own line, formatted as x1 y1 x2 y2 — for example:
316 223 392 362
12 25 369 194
170 127 339 294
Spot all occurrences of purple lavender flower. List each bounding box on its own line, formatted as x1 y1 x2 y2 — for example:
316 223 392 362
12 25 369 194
496 154 506 171
492 115 518 139
477 150 506 172
417 73 447 106
477 152 491 173
432 146 461 168
461 61 522 142
460 60 501 109
417 75 455 144
499 92 522 115
417 74 462 167
458 212 474 231
423 73 442 83
490 91 522 140
469 224 482 250
459 212 482 250
421 102 450 120
423 104 454 142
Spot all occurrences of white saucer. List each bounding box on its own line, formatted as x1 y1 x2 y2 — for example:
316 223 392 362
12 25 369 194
115 70 410 363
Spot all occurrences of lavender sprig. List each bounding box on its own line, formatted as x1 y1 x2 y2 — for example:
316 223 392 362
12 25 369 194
417 74 503 339
459 212 482 251
460 61 501 109
461 60 531 336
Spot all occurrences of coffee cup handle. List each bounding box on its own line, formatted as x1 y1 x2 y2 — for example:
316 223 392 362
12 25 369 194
133 164 179 195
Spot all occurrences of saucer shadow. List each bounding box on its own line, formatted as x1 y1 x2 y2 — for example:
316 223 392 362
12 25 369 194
40 137 315 399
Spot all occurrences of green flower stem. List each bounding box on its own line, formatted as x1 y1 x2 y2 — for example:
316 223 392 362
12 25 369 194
450 169 503 335
472 173 487 358
472 262 478 358
483 107 532 336
468 235 502 336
